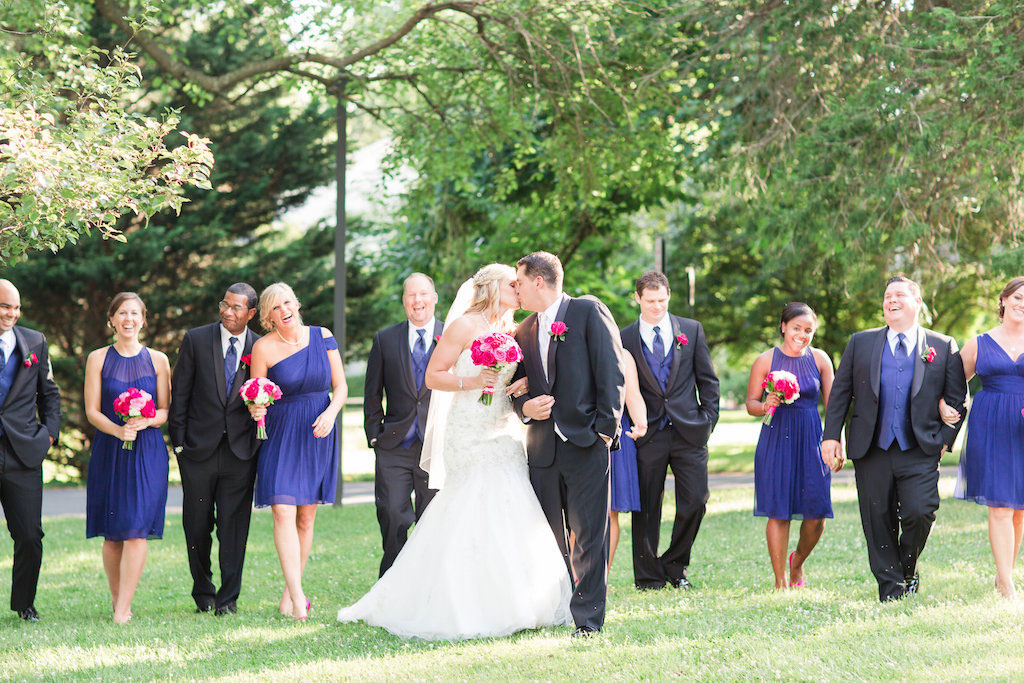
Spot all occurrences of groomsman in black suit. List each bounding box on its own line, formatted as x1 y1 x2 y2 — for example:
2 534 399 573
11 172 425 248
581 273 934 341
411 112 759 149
823 276 967 602
512 252 625 637
0 279 60 622
169 283 261 615
620 271 719 591
364 273 442 576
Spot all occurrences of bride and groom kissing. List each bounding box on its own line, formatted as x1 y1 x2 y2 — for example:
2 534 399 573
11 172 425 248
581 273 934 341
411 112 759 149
338 251 625 640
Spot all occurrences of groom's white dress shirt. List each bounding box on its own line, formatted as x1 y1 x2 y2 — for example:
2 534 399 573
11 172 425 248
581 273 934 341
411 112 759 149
638 314 673 355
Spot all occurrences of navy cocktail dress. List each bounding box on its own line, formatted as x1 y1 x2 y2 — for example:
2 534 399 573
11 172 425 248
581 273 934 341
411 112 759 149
610 413 641 512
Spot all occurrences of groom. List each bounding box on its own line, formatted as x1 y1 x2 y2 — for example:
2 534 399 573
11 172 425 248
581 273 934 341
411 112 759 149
822 276 967 601
512 251 624 637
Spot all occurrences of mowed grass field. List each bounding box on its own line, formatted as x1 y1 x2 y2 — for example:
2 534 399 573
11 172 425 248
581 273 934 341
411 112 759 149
0 478 1020 680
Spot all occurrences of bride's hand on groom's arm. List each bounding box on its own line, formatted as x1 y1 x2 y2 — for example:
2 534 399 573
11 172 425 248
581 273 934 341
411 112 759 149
506 377 528 398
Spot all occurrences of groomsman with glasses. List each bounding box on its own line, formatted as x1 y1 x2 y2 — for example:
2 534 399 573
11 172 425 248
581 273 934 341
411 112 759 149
620 271 719 591
0 279 61 622
169 283 261 615
364 273 442 576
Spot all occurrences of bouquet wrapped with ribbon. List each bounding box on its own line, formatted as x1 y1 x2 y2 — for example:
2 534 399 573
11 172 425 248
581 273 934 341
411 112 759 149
470 332 524 405
761 370 800 426
239 377 283 439
112 388 156 450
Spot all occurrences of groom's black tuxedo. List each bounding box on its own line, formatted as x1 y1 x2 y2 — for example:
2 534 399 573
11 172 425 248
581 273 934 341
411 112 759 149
513 294 624 632
0 325 60 614
169 322 260 611
823 325 967 601
364 319 442 575
621 315 719 589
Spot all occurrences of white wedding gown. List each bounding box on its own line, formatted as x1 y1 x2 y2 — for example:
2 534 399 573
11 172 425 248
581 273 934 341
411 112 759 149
337 351 572 640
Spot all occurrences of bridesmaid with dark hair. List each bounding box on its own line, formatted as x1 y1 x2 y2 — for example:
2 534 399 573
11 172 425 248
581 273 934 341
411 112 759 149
84 292 171 624
745 303 836 590
954 276 1024 600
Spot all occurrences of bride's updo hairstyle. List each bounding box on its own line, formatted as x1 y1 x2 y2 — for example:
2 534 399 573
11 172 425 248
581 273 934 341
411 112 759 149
465 264 516 322
259 282 303 331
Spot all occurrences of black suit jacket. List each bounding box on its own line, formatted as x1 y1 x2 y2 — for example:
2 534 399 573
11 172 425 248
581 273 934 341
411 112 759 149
0 326 61 468
823 326 968 460
621 315 720 449
363 319 444 450
513 295 625 467
169 323 261 461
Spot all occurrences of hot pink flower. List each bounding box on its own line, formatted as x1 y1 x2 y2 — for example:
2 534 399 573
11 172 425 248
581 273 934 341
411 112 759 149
676 333 689 348
112 388 156 450
760 370 801 426
239 378 284 439
922 346 936 363
23 352 39 368
549 321 567 342
469 332 525 405
240 354 251 367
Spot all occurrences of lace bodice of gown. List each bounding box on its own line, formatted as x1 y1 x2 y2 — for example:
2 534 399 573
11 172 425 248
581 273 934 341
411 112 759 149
441 350 526 487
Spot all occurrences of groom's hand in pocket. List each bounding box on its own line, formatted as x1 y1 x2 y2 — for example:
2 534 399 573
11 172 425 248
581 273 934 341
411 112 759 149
523 395 554 421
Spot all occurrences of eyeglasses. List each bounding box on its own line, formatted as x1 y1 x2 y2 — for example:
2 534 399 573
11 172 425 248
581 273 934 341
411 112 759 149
219 301 248 314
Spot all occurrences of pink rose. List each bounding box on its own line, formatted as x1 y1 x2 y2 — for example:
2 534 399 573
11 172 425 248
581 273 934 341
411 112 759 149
244 382 260 401
141 403 156 419
493 347 508 363
676 333 689 348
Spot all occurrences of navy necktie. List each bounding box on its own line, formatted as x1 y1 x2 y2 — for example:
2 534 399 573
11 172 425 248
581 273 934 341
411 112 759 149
0 346 6 373
653 325 666 360
225 337 238 398
413 329 427 391
896 332 907 357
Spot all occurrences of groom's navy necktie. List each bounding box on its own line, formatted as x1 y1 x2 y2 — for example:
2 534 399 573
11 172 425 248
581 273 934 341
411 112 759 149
896 332 907 357
652 325 666 361
412 329 428 391
224 336 238 399
0 346 6 374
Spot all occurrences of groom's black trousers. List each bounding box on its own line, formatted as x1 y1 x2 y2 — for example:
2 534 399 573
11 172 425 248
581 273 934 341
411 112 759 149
530 438 609 632
374 442 435 577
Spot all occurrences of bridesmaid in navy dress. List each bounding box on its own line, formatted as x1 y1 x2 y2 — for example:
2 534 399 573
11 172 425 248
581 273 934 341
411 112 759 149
954 277 1024 600
84 292 171 624
248 283 347 620
745 303 835 590
608 353 647 570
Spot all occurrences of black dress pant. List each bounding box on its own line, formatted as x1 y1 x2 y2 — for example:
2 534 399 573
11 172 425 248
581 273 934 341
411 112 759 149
0 438 43 612
530 438 609 632
178 437 258 610
853 443 940 602
632 427 709 588
374 442 436 577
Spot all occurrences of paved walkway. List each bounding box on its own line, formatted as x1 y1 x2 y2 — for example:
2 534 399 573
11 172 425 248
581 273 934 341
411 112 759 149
11 466 957 520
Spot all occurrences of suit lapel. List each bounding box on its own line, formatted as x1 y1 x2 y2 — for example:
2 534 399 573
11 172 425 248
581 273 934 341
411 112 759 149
870 327 886 398
398 321 417 396
666 315 683 390
211 325 227 405
524 313 546 388
912 329 927 397
627 323 661 396
2 327 33 409
545 295 571 389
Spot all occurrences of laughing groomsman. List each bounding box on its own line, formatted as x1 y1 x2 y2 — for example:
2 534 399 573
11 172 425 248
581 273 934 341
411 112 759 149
0 279 61 622
364 273 442 576
169 283 261 615
621 271 719 590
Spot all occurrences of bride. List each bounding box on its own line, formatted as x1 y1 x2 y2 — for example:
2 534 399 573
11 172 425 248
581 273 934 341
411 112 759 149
337 264 572 640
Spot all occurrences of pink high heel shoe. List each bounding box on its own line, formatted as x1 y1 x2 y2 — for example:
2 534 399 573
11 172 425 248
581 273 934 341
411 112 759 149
788 551 805 588
295 598 311 621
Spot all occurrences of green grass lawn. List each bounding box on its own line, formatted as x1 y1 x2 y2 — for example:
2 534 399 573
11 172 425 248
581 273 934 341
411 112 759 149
0 480 1019 680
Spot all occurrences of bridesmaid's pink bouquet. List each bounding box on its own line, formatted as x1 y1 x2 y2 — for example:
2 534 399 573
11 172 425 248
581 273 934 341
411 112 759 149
239 377 283 439
112 388 156 450
761 370 800 426
470 332 524 405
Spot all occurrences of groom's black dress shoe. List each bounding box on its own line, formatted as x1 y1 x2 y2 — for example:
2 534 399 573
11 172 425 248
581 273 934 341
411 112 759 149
17 607 39 622
671 577 693 590
572 626 599 639
215 602 237 616
195 603 213 614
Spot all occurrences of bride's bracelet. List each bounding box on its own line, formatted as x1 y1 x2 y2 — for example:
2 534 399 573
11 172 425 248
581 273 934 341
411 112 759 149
458 376 463 391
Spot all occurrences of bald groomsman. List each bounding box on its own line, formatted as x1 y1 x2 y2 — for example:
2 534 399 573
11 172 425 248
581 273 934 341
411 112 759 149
364 273 442 576
0 279 61 622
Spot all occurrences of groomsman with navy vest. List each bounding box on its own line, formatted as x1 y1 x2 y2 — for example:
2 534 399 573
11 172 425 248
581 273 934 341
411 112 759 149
169 283 261 615
364 273 442 576
823 276 967 601
0 279 61 622
620 271 719 590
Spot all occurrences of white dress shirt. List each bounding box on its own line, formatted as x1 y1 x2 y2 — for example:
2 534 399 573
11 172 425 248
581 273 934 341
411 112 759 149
0 329 15 364
886 325 919 357
407 319 437 354
219 324 243 373
638 314 673 357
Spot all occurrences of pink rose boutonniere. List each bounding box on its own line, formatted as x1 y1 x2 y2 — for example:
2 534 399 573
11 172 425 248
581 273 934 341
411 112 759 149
240 354 251 367
922 346 936 363
23 352 39 368
676 333 689 349
434 335 441 342
549 321 567 342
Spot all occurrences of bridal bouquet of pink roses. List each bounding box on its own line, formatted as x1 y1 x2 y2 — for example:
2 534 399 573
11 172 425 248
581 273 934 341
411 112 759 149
239 377 283 439
112 388 156 450
761 370 800 426
470 332 524 405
